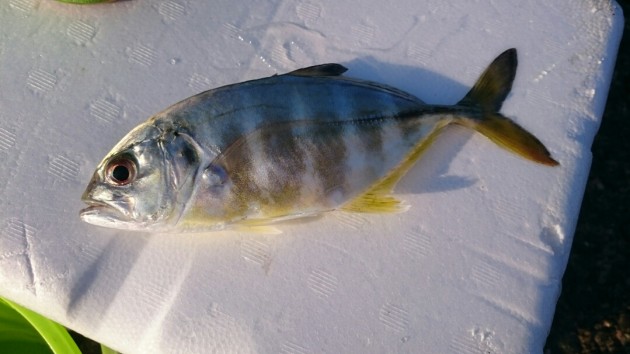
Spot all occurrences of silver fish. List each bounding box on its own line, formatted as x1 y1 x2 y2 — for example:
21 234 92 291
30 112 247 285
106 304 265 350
80 48 558 233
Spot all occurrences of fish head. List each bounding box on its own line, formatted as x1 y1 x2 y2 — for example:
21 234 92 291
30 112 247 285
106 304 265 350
80 121 201 231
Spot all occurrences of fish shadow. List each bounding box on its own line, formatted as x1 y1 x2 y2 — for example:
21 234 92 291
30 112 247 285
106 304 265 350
342 56 479 194
66 231 150 323
342 56 472 105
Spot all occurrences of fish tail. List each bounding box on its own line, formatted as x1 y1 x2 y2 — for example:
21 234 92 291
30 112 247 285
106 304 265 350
455 48 559 166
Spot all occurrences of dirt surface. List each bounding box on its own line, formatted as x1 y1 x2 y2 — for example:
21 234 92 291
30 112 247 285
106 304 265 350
544 1 630 353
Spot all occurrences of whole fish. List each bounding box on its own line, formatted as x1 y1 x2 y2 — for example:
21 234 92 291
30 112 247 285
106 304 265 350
80 48 558 233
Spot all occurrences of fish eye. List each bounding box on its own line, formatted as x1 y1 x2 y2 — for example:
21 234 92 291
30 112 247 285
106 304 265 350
106 157 137 186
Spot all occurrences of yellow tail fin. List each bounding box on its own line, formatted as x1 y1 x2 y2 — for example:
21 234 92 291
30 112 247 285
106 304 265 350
457 48 559 166
460 114 559 166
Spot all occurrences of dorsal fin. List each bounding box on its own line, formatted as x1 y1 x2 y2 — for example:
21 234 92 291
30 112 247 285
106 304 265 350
287 63 348 77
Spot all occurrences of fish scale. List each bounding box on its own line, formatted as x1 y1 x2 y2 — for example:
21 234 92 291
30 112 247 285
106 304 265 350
80 49 558 232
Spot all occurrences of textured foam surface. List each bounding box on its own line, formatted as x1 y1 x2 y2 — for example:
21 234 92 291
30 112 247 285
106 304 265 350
0 1 623 353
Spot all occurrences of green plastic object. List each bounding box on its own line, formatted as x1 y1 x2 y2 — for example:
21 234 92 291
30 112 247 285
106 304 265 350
0 297 81 354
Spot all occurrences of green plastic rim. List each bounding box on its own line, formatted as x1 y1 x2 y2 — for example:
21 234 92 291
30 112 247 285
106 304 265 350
0 297 81 354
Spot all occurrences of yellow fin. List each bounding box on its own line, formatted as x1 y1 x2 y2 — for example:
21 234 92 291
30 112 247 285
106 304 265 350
456 114 559 166
457 48 517 113
341 192 408 213
341 121 450 214
455 48 559 166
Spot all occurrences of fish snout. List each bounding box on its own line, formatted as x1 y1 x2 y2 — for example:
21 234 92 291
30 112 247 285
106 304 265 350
81 177 98 202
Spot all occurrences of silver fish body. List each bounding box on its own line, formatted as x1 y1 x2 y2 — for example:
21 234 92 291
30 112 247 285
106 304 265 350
80 49 558 232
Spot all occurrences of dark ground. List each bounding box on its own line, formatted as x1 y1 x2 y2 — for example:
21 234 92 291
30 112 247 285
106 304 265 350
544 0 630 353
69 2 629 353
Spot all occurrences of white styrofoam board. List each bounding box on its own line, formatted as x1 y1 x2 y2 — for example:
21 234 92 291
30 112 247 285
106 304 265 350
0 0 623 353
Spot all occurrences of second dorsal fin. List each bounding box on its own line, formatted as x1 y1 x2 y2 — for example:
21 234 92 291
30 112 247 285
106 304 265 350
287 63 348 77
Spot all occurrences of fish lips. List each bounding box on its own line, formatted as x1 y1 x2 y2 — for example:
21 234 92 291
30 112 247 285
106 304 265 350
80 200 132 228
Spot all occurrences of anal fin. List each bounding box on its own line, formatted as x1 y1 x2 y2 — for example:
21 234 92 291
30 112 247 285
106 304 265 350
341 120 450 214
341 192 408 213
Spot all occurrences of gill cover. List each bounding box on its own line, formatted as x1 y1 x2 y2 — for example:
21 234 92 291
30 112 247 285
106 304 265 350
157 127 207 227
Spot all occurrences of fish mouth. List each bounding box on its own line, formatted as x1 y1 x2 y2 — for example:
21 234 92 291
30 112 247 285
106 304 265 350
80 200 131 227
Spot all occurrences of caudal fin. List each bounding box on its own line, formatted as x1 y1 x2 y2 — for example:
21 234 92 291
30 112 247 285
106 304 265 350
469 113 559 166
456 48 559 166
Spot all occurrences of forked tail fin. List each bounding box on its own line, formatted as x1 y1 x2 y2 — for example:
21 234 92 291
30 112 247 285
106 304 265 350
456 48 559 166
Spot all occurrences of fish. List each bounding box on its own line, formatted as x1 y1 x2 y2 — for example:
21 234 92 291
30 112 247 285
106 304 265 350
80 48 558 233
